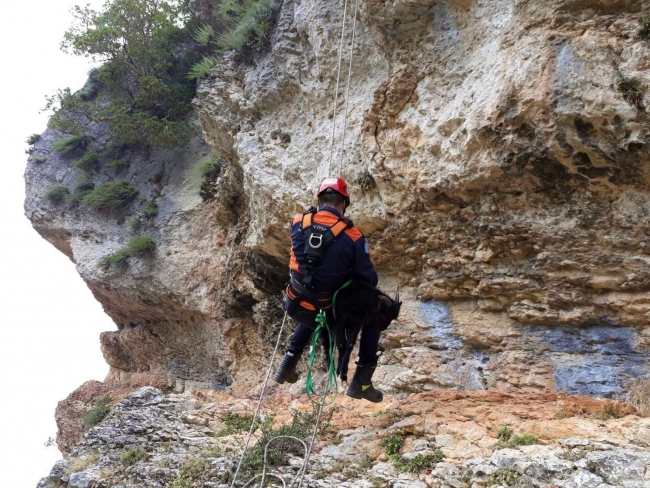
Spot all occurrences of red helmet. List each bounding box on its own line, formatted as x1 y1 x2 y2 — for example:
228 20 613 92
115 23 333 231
317 177 350 208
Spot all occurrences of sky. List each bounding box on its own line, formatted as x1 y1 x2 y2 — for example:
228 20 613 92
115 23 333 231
0 1 112 486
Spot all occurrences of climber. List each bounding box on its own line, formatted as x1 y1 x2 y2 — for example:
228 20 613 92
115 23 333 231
273 177 385 402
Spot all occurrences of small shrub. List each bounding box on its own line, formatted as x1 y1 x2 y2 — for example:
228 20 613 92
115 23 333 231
188 56 219 79
120 447 147 466
489 467 521 486
355 170 376 192
217 411 258 437
126 236 157 258
392 451 443 474
236 407 336 480
25 146 35 155
497 424 513 442
81 180 137 210
52 134 90 155
99 236 156 271
168 457 208 488
106 159 129 172
65 454 100 474
26 133 41 145
73 151 101 172
31 156 47 164
44 185 70 204
73 180 95 202
510 433 537 446
594 400 627 420
381 433 405 456
201 446 222 458
616 75 645 109
196 151 223 200
627 378 650 417
83 395 112 429
143 201 158 218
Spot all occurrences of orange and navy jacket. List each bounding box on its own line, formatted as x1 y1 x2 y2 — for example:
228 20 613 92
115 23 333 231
289 206 378 292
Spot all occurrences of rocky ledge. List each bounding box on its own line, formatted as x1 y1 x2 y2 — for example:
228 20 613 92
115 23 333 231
39 387 650 488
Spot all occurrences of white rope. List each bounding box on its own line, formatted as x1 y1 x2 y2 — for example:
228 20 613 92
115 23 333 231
326 0 350 177
229 310 289 488
336 0 360 177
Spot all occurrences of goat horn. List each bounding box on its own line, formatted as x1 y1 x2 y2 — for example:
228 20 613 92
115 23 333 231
395 285 400 303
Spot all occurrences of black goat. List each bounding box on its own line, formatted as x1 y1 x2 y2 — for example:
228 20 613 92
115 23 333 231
323 281 401 381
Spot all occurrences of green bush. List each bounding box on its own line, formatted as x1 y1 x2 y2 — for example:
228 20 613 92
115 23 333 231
120 447 147 465
99 236 156 271
46 0 198 148
616 75 644 109
217 411 259 437
44 186 70 204
392 451 443 474
52 135 90 155
355 170 376 193
83 395 112 428
489 467 520 486
236 408 335 480
73 180 96 201
167 457 208 488
73 151 101 172
26 133 41 145
31 156 47 164
81 180 137 210
380 433 404 457
497 424 513 442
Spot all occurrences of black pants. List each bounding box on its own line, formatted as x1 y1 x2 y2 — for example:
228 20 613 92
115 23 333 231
287 307 381 366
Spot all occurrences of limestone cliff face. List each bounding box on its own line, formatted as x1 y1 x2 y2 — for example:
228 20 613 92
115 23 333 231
25 0 650 397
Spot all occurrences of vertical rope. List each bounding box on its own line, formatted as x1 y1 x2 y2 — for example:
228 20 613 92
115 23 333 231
229 311 289 488
337 0 360 177
326 0 351 177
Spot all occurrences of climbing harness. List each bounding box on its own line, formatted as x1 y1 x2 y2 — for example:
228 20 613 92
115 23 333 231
326 0 361 178
298 207 351 290
231 0 362 484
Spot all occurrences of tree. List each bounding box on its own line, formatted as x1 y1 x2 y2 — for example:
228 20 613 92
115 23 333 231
46 0 198 148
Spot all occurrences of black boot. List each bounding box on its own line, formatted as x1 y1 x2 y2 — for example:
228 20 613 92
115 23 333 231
345 363 383 403
273 350 302 384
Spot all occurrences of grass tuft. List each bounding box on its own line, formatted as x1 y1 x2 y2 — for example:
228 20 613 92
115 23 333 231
44 185 70 204
106 159 129 172
188 56 219 79
594 400 627 420
52 135 90 155
65 454 100 474
26 133 41 145
31 156 48 164
73 151 101 172
616 75 645 110
99 236 156 271
81 180 137 210
120 447 147 466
